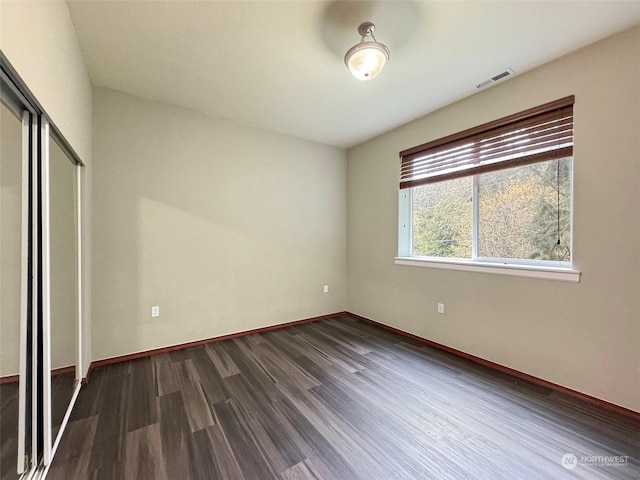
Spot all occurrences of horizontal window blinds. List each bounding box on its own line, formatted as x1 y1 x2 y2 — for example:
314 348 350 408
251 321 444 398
399 95 574 189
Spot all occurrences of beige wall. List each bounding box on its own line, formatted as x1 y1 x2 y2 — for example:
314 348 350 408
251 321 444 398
92 87 347 360
0 0 92 162
347 27 640 412
0 0 93 375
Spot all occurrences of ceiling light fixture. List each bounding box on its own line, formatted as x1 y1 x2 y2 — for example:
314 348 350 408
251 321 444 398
344 22 390 81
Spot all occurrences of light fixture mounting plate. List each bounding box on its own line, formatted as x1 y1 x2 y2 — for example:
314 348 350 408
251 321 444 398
357 22 375 37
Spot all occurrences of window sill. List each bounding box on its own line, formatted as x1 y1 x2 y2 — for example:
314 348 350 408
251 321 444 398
394 257 581 282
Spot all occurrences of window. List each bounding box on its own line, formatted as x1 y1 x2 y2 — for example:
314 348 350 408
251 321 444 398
397 96 579 282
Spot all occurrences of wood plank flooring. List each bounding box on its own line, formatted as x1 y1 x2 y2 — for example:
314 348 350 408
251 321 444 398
0 382 19 480
47 316 640 479
0 372 75 480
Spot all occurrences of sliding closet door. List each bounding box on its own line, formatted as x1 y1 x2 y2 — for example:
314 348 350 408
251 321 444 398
2 54 84 476
44 131 79 459
0 91 34 478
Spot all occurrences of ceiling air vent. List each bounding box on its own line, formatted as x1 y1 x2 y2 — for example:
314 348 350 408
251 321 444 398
476 68 516 89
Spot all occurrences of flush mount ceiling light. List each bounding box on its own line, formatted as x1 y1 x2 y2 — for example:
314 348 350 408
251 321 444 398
344 22 390 81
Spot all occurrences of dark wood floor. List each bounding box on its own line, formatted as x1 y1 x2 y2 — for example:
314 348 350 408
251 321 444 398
47 316 639 479
0 381 19 480
1 372 75 480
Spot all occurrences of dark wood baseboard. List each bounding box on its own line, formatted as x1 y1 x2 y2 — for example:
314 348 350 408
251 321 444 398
1 365 76 384
346 311 640 422
52 365 76 377
0 374 19 385
83 311 347 384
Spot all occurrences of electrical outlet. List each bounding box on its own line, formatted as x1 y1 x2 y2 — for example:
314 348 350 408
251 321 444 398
437 303 445 314
323 285 329 293
151 306 160 317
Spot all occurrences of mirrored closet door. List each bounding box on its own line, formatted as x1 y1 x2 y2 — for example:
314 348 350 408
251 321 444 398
1 55 84 478
1 75 35 480
45 130 81 460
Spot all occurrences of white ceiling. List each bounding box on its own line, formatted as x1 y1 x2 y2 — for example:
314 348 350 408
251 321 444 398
67 1 640 149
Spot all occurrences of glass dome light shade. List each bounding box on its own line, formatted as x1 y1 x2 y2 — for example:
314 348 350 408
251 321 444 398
344 41 390 81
